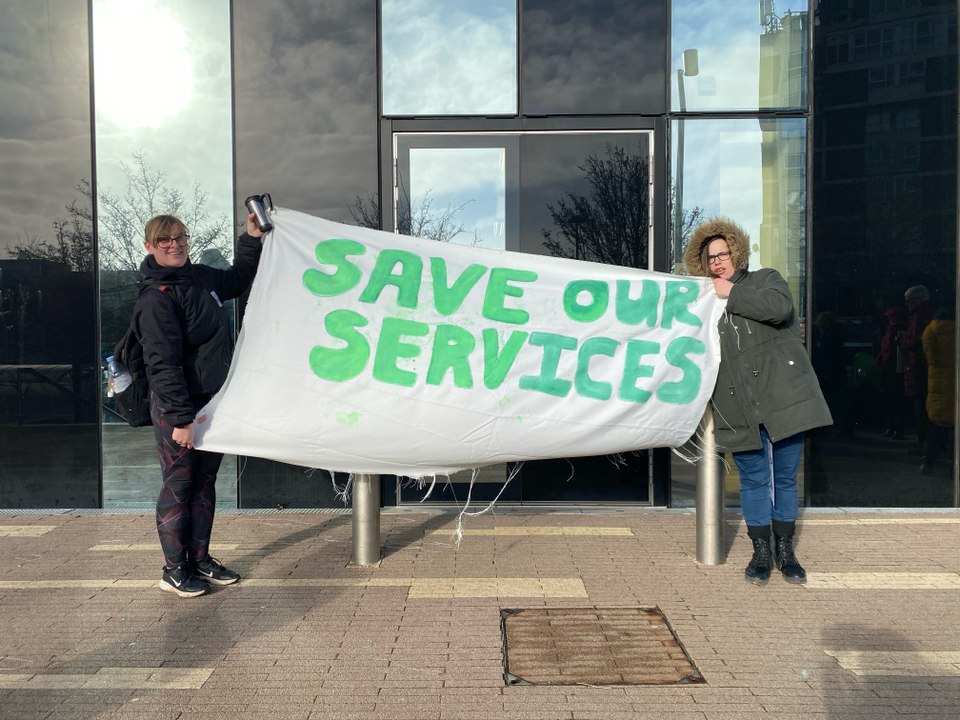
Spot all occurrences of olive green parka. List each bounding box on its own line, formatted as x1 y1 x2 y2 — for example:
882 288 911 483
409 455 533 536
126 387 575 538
684 217 833 453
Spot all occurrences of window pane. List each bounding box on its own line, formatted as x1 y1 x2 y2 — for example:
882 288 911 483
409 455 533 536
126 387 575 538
233 0 379 508
522 133 653 269
672 1 809 111
669 117 808 508
521 0 666 115
671 118 806 306
809 0 957 507
0 0 100 508
382 0 517 116
93 0 235 508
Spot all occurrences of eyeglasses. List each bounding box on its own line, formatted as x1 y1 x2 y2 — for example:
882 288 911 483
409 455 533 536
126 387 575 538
707 250 732 264
155 234 190 249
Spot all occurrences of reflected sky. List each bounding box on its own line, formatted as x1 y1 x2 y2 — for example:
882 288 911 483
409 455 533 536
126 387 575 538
674 117 806 278
521 0 665 115
93 0 233 244
671 0 807 111
233 0 378 222
409 148 505 250
0 0 91 255
382 0 517 115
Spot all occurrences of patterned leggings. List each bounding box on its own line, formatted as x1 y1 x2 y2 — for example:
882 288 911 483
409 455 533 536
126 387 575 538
151 393 223 568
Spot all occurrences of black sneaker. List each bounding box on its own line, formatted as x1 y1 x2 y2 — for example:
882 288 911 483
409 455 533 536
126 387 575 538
193 556 240 586
159 565 209 598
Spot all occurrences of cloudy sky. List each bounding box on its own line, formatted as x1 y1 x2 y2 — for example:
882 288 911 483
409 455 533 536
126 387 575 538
0 0 93 255
671 0 808 110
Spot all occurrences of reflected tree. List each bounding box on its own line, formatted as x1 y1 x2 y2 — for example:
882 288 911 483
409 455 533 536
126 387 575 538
9 196 93 272
97 152 232 271
348 190 477 244
10 152 233 273
541 144 650 268
542 143 703 270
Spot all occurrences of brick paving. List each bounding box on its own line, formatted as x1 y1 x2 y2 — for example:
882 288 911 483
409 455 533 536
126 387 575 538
0 508 959 719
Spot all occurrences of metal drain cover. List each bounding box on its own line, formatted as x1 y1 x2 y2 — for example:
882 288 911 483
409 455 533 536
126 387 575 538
501 607 704 686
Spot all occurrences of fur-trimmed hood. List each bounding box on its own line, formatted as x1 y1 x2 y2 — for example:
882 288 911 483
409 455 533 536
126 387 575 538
683 217 751 277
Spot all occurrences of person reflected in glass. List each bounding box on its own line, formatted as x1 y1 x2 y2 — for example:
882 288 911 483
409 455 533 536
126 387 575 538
876 304 908 439
684 217 832 585
921 298 954 475
136 212 264 598
900 285 934 456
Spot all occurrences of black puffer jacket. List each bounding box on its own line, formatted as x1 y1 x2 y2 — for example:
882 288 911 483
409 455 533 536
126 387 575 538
684 217 832 452
134 233 262 427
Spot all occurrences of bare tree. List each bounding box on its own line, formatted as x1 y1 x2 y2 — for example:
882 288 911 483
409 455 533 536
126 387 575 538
10 152 233 274
541 143 705 270
97 152 232 271
348 189 478 245
10 197 93 272
541 144 651 268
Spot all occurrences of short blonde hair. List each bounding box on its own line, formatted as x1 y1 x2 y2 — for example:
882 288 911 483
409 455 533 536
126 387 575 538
144 215 187 246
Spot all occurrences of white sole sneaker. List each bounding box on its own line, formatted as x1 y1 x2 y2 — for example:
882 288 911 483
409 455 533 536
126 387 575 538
158 578 208 598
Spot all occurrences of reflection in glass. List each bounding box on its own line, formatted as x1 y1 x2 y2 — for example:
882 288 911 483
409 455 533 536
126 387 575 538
670 118 806 311
808 1 958 507
94 0 235 508
671 0 808 111
524 133 652 268
392 132 653 504
521 0 665 115
670 117 807 508
408 149 506 250
382 0 517 116
0 0 99 507
233 0 379 507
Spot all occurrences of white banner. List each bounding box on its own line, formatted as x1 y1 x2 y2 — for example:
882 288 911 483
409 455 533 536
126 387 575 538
194 209 726 477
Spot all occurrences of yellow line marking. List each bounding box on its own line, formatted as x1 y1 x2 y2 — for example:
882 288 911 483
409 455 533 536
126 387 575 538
800 517 960 526
0 576 588 598
0 526 56 537
0 675 32 688
240 578 411 588
426 527 634 537
807 572 960 589
826 650 960 676
0 667 213 690
89 543 239 551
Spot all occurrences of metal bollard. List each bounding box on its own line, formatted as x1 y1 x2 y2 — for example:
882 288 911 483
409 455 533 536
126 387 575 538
696 406 726 565
351 474 381 566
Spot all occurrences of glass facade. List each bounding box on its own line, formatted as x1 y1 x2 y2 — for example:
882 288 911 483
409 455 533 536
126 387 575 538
0 0 956 509
93 0 236 508
0 0 99 508
382 0 517 116
808 0 958 506
671 0 808 111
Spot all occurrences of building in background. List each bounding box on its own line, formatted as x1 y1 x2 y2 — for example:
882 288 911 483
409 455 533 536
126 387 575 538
0 0 956 510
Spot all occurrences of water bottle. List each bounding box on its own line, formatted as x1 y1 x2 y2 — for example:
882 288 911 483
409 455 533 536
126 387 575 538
244 193 274 233
106 355 133 396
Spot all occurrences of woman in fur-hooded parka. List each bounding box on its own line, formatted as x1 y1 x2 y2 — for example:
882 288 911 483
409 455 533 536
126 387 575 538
684 217 832 586
683 217 833 453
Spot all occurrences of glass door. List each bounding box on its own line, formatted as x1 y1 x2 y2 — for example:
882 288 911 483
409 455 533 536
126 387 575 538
394 131 654 505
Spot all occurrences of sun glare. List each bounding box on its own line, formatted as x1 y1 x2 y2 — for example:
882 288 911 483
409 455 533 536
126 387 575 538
93 0 194 129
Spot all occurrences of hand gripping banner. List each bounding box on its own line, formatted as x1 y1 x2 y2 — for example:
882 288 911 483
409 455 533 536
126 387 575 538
194 209 726 477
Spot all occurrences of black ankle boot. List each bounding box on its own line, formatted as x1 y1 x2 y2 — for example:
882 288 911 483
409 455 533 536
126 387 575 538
771 519 806 584
774 534 806 584
744 536 772 585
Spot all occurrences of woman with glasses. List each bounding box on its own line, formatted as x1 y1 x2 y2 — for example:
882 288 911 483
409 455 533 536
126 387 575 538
683 217 832 586
135 212 265 597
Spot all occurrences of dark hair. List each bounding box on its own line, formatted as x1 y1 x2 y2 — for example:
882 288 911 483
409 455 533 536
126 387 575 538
699 234 728 276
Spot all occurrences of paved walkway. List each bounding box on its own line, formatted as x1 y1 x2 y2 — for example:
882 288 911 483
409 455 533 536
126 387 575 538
1 507 959 719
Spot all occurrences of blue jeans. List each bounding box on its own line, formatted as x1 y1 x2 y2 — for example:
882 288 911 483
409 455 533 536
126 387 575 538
732 427 805 530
